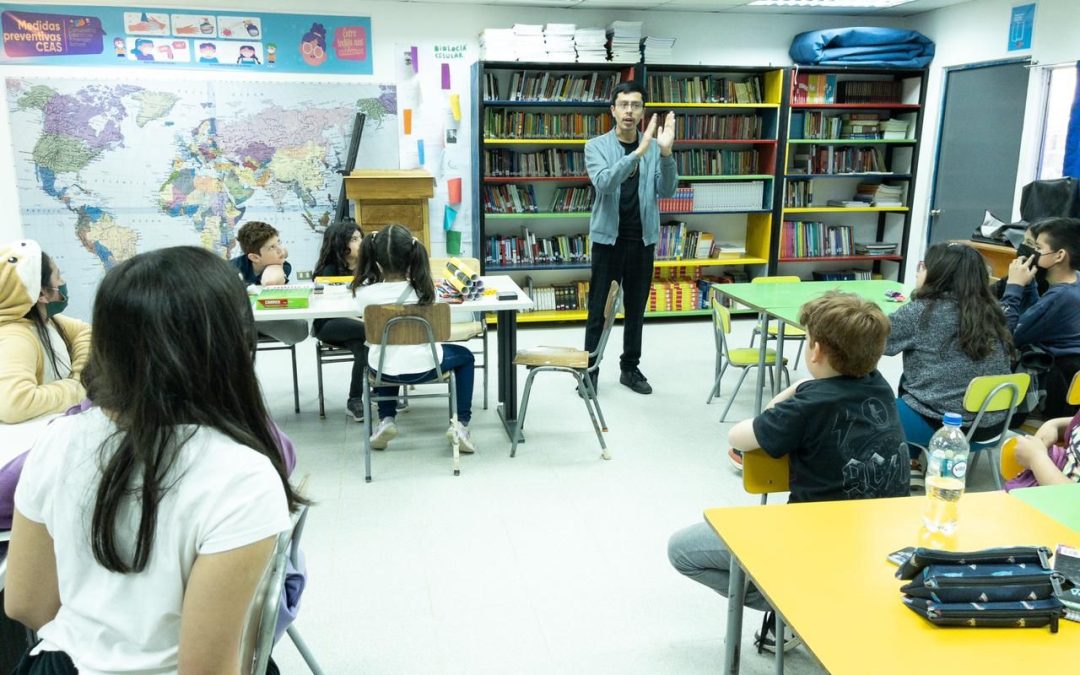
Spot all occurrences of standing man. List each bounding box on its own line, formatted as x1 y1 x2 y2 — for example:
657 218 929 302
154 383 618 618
584 81 678 395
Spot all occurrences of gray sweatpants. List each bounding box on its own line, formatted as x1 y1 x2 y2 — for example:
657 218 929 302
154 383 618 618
667 521 770 612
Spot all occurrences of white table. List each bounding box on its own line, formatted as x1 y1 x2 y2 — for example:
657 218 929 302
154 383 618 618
253 276 534 439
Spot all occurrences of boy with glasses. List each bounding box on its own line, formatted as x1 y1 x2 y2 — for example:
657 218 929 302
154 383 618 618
583 81 678 395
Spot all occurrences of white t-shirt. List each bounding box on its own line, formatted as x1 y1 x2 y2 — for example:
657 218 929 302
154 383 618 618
354 281 444 376
14 407 292 674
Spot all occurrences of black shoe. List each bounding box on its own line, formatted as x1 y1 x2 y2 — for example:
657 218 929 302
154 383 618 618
575 370 599 398
346 397 365 423
620 368 652 395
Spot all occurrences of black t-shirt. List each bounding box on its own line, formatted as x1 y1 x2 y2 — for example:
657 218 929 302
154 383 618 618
752 371 908 504
618 139 642 242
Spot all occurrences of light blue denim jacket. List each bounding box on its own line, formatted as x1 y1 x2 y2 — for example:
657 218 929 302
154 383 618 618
585 128 678 247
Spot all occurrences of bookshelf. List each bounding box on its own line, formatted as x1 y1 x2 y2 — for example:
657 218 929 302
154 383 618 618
777 66 927 281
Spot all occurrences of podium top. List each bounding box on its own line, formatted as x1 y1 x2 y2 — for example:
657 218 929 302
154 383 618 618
344 169 434 200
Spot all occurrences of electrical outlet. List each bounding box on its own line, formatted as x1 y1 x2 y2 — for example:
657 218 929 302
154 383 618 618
296 270 313 280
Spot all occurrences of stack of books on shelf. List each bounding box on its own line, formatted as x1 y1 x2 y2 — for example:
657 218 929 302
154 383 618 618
792 73 837 104
544 24 577 63
854 182 904 206
606 21 643 63
523 280 590 312
840 113 882 139
509 71 620 103
676 113 763 140
785 180 813 208
648 280 702 313
837 80 901 104
487 231 590 268
656 221 717 260
673 148 760 176
811 269 873 281
791 145 886 174
646 74 763 104
550 186 594 212
692 181 765 211
484 148 586 177
854 242 898 256
881 118 910 139
483 184 539 213
799 111 842 139
484 110 611 139
640 35 676 63
659 187 694 213
781 220 855 258
480 28 515 61
513 24 547 62
575 27 608 63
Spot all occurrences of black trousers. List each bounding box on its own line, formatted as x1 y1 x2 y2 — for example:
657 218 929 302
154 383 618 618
312 318 367 400
1042 353 1080 420
584 238 655 372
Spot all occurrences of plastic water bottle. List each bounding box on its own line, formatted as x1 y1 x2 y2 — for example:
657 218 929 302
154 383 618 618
921 413 970 542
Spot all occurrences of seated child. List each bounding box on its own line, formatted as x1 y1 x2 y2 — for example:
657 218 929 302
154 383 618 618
231 220 308 346
667 292 907 652
1007 409 1080 488
351 224 477 453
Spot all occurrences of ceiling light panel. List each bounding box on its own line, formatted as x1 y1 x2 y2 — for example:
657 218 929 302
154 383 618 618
747 0 917 7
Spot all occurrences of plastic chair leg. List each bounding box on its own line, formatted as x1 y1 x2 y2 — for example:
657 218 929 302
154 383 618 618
511 369 539 458
720 368 751 423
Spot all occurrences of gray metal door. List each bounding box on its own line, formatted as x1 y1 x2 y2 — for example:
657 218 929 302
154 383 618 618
927 61 1030 244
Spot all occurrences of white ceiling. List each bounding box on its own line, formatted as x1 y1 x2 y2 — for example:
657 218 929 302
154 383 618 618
399 0 973 14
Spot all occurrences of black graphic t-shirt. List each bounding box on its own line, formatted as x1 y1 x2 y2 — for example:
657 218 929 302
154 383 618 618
618 139 642 242
752 371 907 504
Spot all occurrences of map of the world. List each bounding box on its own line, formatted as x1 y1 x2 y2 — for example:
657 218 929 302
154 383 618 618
5 76 398 319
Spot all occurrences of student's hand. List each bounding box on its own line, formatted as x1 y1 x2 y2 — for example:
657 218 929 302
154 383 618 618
1035 419 1065 448
261 265 287 286
1013 435 1049 469
635 115 658 157
1007 256 1037 286
656 111 676 157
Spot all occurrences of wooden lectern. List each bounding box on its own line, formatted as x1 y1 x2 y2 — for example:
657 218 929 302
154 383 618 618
344 169 434 249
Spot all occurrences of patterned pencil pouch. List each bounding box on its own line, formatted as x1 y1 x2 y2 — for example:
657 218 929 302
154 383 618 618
896 546 1052 580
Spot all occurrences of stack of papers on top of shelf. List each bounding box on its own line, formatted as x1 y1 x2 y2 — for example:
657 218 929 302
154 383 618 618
854 242 899 256
881 118 911 139
575 27 608 63
641 35 676 64
513 24 547 62
545 23 577 62
479 28 515 61
855 182 904 207
606 20 643 63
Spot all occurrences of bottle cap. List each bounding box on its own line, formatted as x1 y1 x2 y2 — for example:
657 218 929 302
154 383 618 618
943 412 963 426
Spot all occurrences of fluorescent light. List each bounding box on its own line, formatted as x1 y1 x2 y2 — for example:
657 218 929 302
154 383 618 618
748 0 917 7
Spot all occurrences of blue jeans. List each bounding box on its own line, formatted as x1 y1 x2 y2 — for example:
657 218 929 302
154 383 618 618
375 344 474 424
896 397 936 459
667 521 770 612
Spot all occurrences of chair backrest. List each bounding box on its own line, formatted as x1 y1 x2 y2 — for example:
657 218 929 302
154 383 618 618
751 275 801 284
0 529 10 590
589 281 623 365
742 450 790 498
363 303 451 346
710 297 734 361
241 523 294 675
963 374 1030 414
1068 370 1080 406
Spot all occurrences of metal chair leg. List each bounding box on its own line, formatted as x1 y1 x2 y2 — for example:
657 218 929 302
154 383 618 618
511 369 539 458
289 344 300 414
482 322 489 410
720 368 752 423
286 625 325 675
794 340 804 370
575 372 609 457
315 345 326 419
449 371 460 477
582 372 608 432
362 370 373 483
707 362 729 404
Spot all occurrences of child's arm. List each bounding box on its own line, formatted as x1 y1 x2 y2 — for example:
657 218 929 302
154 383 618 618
882 302 918 357
260 264 287 286
1035 417 1072 448
4 510 61 630
1013 436 1072 486
730 383 809 457
729 419 760 452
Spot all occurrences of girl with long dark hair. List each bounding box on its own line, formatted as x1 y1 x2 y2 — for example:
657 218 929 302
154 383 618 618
884 242 1013 485
351 224 478 453
6 246 304 674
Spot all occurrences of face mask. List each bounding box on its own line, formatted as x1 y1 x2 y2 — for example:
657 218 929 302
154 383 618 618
1016 243 1038 261
46 283 68 317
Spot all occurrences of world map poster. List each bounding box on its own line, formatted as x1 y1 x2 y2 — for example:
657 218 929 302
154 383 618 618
5 76 398 319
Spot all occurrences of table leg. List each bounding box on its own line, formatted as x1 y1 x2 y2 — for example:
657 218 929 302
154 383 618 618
495 309 522 442
753 310 768 415
774 612 786 674
725 559 746 674
775 321 786 397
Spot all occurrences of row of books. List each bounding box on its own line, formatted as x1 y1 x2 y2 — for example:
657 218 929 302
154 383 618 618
780 220 856 258
646 74 765 104
656 222 715 260
484 149 586 178
648 280 703 313
672 148 761 176
658 187 695 213
810 269 875 281
790 146 887 175
550 186 596 212
792 74 902 105
657 182 766 212
784 180 814 208
483 184 539 213
524 281 590 312
486 231 590 267
792 112 908 140
674 113 766 140
825 183 905 208
483 71 622 102
483 111 611 139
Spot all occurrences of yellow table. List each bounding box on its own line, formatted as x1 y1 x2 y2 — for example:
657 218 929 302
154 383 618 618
705 492 1080 674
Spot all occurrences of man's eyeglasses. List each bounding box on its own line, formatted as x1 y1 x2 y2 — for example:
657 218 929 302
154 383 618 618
614 101 643 111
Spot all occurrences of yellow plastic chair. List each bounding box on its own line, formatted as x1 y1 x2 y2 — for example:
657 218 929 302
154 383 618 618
742 449 790 505
962 373 1030 490
748 276 806 368
1000 371 1080 482
707 297 789 422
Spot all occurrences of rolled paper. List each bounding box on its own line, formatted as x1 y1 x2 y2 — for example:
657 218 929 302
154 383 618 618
449 93 461 121
448 257 479 280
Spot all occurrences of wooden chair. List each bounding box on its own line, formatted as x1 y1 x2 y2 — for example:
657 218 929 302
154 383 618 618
430 257 489 410
1000 371 1080 482
360 303 458 480
257 335 300 413
707 297 789 422
510 281 621 460
742 449 790 505
747 276 806 368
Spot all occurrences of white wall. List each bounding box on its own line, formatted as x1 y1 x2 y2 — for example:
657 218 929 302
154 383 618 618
0 0 909 244
906 0 1080 278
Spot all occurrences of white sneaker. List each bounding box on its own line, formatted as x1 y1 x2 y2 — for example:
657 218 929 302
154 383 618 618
754 610 802 654
370 417 398 450
446 420 477 454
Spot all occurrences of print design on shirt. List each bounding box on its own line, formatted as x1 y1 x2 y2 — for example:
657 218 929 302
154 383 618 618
833 396 905 498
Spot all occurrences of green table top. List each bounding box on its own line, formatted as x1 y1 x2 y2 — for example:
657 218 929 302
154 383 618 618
711 280 908 315
1011 484 1080 532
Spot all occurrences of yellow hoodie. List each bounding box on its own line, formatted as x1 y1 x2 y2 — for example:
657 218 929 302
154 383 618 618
0 240 91 423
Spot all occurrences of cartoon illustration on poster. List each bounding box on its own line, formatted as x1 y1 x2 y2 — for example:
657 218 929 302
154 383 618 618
171 15 217 37
217 16 261 40
300 22 327 67
123 11 169 35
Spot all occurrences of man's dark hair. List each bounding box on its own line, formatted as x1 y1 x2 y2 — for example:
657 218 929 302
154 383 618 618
1032 217 1080 270
610 81 647 107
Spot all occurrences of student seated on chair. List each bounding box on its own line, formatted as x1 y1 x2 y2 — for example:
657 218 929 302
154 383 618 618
311 221 367 422
231 220 309 346
351 224 477 453
1007 406 1080 489
1002 217 1080 420
5 247 304 674
883 243 1013 486
667 292 907 652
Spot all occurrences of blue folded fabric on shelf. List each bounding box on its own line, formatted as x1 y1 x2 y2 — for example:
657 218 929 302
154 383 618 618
791 27 935 68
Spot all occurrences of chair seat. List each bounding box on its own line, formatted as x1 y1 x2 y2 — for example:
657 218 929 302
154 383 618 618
368 370 451 385
766 324 806 337
729 347 785 367
515 346 588 368
448 320 484 342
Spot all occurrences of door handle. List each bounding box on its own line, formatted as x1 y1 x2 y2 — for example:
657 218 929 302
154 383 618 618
929 209 942 217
